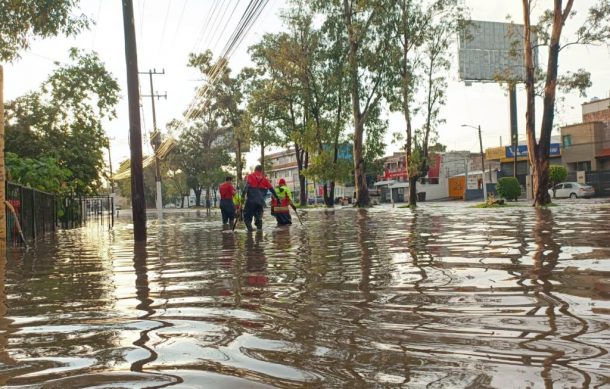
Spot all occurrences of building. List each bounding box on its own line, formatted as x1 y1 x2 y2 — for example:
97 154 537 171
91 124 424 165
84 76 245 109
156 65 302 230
484 136 562 185
266 148 354 203
374 151 499 202
266 149 300 191
560 97 610 172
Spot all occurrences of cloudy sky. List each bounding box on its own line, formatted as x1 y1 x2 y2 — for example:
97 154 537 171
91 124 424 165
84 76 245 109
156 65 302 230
4 0 610 173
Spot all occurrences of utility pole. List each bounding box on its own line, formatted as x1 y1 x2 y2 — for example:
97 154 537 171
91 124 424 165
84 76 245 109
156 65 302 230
140 69 166 218
477 125 488 202
107 137 115 194
509 83 518 178
122 0 146 241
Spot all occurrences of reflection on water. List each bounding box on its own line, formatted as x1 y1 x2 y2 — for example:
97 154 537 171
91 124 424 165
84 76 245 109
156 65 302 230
1 203 610 387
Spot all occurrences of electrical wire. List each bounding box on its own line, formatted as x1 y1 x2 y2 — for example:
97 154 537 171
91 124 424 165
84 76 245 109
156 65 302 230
191 0 222 54
179 0 270 129
170 0 189 48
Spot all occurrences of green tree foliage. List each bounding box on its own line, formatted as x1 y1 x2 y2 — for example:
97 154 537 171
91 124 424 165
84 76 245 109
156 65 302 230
0 0 89 62
384 0 465 206
5 48 119 194
5 152 72 193
497 177 521 201
312 0 389 207
549 164 567 198
169 51 234 206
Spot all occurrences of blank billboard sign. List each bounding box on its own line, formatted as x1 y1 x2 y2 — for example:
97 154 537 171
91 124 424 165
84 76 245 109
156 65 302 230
459 20 537 82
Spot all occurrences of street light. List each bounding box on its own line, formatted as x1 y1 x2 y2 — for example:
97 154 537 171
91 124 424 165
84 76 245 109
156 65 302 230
461 124 487 202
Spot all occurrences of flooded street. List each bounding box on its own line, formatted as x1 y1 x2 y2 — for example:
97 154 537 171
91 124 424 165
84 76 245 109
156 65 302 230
1 201 610 388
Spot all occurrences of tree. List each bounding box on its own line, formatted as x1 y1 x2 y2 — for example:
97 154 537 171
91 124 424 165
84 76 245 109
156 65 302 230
521 0 610 206
5 48 120 194
0 0 89 245
324 0 388 207
171 51 234 206
249 31 311 205
384 0 464 206
548 165 567 198
5 152 72 193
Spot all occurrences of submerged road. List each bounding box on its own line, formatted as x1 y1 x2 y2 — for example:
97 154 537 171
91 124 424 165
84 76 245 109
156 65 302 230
1 200 609 387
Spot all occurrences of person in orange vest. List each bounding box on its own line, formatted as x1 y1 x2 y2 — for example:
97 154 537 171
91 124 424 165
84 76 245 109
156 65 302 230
271 178 292 225
218 176 237 225
241 165 280 231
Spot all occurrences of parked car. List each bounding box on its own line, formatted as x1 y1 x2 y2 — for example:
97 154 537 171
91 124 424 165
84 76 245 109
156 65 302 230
548 182 595 199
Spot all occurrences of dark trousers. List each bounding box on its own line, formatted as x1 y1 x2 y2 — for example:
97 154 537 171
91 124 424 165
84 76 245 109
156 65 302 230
220 199 235 224
243 201 263 230
274 212 292 225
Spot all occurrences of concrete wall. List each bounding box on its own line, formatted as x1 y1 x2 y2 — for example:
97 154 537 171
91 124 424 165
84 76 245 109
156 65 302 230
582 97 610 122
561 122 605 171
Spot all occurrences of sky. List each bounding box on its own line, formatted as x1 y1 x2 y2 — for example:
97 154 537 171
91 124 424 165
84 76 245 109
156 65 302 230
4 0 610 175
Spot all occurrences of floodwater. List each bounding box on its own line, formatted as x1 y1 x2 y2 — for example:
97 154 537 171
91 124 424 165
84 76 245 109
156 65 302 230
1 201 610 388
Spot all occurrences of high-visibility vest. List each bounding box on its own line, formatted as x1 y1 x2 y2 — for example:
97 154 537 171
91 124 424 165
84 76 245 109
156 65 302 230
271 186 292 213
233 193 242 209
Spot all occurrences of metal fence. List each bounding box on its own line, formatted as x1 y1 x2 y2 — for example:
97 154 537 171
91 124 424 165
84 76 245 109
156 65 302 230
6 182 114 246
57 196 114 229
6 183 56 245
566 170 610 197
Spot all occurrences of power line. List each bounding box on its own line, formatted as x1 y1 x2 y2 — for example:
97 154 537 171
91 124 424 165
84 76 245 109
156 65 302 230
180 0 270 127
170 0 189 48
191 0 223 54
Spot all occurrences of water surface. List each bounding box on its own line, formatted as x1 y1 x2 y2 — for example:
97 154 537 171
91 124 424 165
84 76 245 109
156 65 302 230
1 201 609 388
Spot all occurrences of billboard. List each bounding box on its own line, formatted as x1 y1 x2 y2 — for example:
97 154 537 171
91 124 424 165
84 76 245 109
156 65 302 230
459 21 537 82
505 143 561 158
322 143 353 160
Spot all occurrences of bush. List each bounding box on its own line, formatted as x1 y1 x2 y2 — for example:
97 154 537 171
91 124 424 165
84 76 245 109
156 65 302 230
549 165 567 197
496 177 521 201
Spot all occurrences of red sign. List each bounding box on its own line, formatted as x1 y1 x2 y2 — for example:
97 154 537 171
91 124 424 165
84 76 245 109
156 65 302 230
383 170 408 179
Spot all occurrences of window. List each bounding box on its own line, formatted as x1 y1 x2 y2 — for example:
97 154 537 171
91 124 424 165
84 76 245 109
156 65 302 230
576 161 592 172
564 183 572 189
562 135 572 148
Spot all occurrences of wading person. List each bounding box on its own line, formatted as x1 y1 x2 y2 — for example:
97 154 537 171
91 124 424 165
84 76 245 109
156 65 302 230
271 178 292 226
242 165 280 231
219 176 237 225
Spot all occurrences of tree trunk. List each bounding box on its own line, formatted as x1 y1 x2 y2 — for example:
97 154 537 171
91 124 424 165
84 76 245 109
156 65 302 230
180 194 185 208
260 139 265 174
409 176 417 207
194 188 202 207
294 144 307 206
522 0 572 206
0 66 5 247
329 181 336 206
236 138 243 184
344 0 369 207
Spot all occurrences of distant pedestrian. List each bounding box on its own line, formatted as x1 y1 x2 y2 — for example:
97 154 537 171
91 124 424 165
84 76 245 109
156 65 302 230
205 197 211 215
271 178 292 226
242 165 280 231
219 176 237 225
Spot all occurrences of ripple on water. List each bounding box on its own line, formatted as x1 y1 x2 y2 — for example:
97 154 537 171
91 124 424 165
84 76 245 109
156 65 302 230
1 203 610 387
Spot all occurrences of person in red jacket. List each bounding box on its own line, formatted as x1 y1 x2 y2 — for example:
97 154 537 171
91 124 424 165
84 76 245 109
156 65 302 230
219 176 237 225
241 165 280 231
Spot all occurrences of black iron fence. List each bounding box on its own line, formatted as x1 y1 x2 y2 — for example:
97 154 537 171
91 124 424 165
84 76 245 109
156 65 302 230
6 183 56 245
6 182 114 246
60 196 114 228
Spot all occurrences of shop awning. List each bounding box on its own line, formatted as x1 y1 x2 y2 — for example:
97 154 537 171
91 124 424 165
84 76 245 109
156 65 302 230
374 180 396 186
596 148 610 158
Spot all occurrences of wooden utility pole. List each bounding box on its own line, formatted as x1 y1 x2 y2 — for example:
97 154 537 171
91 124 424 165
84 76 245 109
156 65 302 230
140 69 166 217
0 66 5 248
122 0 146 241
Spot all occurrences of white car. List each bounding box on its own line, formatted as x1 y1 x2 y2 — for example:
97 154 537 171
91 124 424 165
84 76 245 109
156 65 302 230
549 182 595 199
